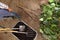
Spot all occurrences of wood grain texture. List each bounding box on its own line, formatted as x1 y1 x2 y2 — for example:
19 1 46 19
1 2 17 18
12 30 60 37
0 0 48 40
0 18 19 40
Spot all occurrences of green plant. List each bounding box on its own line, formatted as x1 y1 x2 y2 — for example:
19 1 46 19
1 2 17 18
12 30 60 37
39 0 60 40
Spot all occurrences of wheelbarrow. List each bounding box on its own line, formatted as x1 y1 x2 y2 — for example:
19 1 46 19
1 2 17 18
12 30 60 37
0 9 37 40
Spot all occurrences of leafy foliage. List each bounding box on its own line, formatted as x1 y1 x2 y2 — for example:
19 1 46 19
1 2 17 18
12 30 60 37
49 0 54 3
39 0 60 40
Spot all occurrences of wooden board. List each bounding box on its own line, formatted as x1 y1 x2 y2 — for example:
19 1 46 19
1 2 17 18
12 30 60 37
0 18 20 40
0 0 48 40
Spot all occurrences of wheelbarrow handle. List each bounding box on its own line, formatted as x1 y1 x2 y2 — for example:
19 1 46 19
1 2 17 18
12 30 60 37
0 29 27 34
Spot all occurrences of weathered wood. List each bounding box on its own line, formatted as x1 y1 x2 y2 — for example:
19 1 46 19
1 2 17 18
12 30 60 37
0 18 19 40
0 0 48 40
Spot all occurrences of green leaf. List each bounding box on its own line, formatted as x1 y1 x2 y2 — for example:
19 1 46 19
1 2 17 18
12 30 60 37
49 0 54 3
51 3 55 7
40 29 44 33
40 0 60 40
49 35 58 40
44 27 54 35
39 18 44 21
47 11 53 16
47 17 52 20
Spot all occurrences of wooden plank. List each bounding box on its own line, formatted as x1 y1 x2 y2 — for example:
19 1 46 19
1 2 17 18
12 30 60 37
0 18 19 40
0 0 48 40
